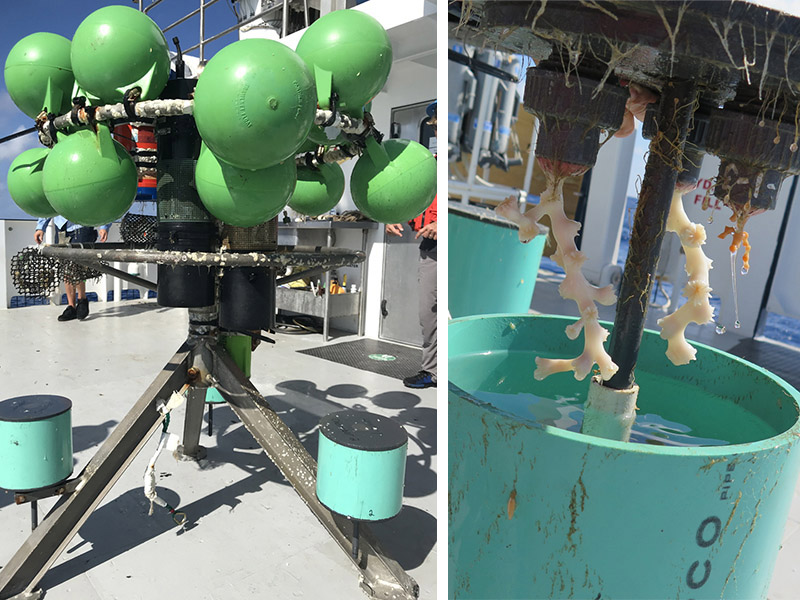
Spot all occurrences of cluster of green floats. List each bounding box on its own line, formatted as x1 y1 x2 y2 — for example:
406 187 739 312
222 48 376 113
4 5 436 228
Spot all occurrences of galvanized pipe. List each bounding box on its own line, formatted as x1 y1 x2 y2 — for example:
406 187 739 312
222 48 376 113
604 80 699 390
143 0 167 14
162 0 222 34
282 0 289 37
303 0 309 27
199 0 206 62
183 4 282 53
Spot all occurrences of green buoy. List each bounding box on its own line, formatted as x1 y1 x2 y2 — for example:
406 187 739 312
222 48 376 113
193 38 315 171
71 5 170 104
7 147 57 218
42 124 137 226
350 137 436 223
296 9 392 114
4 32 74 118
195 144 297 227
289 162 345 216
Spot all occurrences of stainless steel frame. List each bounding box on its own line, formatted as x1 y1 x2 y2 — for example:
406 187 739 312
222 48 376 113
0 332 418 600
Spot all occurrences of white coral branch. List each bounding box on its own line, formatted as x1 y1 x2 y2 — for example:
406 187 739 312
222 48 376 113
499 176 618 381
657 188 715 365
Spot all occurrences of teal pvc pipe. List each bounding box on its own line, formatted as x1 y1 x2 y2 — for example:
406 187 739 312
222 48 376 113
448 202 546 318
449 315 800 599
0 395 73 492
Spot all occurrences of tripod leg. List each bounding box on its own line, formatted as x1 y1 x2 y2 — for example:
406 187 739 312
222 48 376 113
178 388 207 460
208 344 419 600
0 344 192 600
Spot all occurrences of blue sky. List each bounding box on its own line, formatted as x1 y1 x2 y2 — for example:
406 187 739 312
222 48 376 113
0 1 249 220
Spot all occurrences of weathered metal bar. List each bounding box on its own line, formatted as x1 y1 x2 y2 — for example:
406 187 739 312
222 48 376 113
210 345 419 600
69 259 158 292
604 80 698 390
0 345 192 599
40 246 365 270
45 102 364 138
50 99 194 132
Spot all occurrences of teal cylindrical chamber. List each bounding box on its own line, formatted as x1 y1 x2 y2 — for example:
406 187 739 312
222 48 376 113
0 395 73 492
317 410 407 521
448 202 546 318
449 314 800 600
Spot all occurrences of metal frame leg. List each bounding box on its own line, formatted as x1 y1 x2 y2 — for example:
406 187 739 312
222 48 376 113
0 345 192 600
323 230 333 342
358 228 368 337
208 343 419 600
179 389 207 460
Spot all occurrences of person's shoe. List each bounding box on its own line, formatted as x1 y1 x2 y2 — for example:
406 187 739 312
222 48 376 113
76 298 89 320
403 370 436 389
58 305 77 322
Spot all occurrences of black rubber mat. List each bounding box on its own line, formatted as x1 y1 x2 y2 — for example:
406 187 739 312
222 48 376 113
298 339 422 380
727 338 800 391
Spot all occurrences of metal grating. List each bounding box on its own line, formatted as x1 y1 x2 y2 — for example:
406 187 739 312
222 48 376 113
727 338 800 392
297 339 422 381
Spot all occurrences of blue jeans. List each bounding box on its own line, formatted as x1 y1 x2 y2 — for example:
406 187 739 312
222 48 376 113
67 227 98 244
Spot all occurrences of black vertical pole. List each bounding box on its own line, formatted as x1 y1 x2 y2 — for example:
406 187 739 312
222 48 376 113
604 80 698 390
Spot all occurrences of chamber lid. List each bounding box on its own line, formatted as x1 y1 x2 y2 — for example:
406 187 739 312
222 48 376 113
0 395 72 423
449 200 548 233
320 409 407 451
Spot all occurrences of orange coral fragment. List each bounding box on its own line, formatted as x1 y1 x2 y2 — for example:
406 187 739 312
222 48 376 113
718 225 752 273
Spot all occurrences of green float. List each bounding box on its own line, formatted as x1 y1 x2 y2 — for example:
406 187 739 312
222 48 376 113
195 144 297 227
316 410 407 521
193 39 315 171
71 5 170 104
4 32 74 118
296 9 392 114
7 147 57 218
42 124 137 226
350 137 436 223
0 395 73 492
289 162 345 216
449 314 800 599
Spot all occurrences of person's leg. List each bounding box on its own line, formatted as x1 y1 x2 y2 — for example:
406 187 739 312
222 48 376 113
58 281 78 321
418 248 437 376
76 281 87 300
404 247 437 388
64 281 77 308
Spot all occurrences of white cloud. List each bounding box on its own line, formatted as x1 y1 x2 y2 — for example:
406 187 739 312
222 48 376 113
0 127 39 161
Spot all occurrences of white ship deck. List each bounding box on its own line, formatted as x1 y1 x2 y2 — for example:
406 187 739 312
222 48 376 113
0 300 437 599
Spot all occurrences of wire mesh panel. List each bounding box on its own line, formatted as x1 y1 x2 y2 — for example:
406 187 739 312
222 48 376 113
222 218 278 251
10 248 62 298
9 247 102 298
121 212 159 246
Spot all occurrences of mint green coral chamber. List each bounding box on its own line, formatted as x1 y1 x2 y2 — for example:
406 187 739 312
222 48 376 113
448 202 546 318
317 410 407 521
449 314 800 600
0 395 73 492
